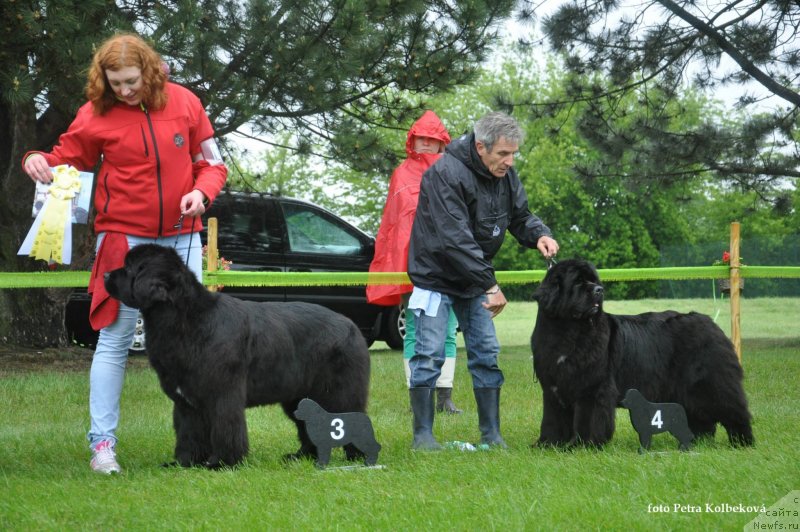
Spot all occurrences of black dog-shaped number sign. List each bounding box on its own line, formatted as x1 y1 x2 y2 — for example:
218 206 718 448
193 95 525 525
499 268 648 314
293 398 381 468
621 389 694 453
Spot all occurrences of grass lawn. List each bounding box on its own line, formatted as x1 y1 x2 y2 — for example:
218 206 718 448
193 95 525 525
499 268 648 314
1 298 798 530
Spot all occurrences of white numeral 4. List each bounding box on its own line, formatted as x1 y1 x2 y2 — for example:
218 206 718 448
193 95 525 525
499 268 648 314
651 410 664 429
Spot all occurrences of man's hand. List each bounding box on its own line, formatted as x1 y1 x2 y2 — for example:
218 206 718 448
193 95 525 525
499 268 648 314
482 286 507 318
537 236 559 260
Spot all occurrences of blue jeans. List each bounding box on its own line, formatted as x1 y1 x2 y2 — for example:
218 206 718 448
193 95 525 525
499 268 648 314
409 292 504 389
403 307 457 359
403 308 457 388
87 232 202 450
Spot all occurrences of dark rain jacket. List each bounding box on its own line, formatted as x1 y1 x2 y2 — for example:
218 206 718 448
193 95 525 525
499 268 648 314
407 132 552 297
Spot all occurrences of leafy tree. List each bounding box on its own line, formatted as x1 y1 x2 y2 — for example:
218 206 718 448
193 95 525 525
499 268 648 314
1 0 516 346
518 0 800 204
286 48 707 298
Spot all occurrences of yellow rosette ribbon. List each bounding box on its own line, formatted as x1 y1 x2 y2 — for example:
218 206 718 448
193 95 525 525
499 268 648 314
19 165 82 265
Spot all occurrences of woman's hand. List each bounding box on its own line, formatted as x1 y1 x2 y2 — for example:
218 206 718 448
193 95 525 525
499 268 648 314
24 154 54 184
180 189 208 217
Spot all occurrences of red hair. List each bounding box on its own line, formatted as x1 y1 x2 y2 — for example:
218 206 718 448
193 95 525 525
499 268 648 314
85 33 168 115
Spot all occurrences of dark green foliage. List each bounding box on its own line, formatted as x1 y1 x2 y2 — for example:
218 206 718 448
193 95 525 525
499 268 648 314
532 0 800 202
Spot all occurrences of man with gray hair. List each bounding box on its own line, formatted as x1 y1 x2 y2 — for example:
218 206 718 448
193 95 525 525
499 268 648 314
407 111 559 450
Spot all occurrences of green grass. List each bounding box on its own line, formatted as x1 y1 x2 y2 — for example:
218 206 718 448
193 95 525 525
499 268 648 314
1 299 799 530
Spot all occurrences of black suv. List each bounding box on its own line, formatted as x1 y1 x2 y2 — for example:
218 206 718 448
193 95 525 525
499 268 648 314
65 190 404 351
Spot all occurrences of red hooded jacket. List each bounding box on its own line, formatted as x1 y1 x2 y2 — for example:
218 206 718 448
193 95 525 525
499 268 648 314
366 111 451 306
23 82 227 237
23 82 227 330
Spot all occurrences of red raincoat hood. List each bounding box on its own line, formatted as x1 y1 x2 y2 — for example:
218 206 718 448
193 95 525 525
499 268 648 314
405 110 451 158
367 111 451 306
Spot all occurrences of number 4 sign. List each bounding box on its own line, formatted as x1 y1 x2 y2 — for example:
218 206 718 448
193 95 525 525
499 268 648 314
621 389 694 453
651 410 663 429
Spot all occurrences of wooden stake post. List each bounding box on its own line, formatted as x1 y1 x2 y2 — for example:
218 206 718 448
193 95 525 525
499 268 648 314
729 222 742 362
207 217 218 293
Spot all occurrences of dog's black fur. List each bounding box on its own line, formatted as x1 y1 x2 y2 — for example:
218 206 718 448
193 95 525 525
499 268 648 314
104 244 371 468
531 259 753 449
293 398 381 468
621 389 694 452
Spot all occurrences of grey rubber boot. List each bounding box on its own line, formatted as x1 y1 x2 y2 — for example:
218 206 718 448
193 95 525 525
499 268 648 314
473 387 508 448
409 387 442 451
436 387 463 415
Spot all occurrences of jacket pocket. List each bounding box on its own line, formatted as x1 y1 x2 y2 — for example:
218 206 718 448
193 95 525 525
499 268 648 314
475 213 508 257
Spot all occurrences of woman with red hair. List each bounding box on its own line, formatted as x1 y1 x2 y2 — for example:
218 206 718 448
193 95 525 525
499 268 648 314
22 33 227 474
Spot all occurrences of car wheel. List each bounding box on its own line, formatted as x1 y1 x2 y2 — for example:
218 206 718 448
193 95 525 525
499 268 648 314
129 312 146 354
382 304 405 350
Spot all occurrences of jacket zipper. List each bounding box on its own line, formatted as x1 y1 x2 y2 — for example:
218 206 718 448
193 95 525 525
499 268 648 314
141 104 164 235
102 172 110 213
140 125 149 157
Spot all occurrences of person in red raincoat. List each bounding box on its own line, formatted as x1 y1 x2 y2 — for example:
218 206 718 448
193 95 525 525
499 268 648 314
367 110 461 414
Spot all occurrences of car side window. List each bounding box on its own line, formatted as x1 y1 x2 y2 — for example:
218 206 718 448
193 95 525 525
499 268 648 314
209 198 278 253
282 203 362 255
225 212 274 252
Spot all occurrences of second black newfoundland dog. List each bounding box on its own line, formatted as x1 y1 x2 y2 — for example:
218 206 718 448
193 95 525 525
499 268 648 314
531 259 753 449
105 244 372 468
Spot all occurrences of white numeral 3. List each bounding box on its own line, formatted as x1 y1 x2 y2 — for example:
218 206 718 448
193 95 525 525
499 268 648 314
330 418 345 440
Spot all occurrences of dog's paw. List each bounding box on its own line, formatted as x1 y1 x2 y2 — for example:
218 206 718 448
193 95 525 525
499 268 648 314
162 459 212 468
282 451 315 463
534 438 571 450
202 459 239 471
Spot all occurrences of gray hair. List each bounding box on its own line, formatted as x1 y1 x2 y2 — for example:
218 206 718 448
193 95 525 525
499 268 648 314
474 112 525 152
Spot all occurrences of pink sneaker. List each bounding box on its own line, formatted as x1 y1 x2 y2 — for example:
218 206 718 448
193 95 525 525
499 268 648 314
90 440 121 474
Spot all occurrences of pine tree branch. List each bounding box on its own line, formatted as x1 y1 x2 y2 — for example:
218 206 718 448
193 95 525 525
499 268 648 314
656 0 800 107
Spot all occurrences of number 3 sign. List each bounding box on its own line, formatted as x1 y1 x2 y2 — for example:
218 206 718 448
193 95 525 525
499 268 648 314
621 389 694 453
330 418 345 440
293 398 381 468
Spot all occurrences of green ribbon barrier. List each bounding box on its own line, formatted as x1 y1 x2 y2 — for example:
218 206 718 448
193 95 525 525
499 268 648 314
1 265 799 290
0 271 91 288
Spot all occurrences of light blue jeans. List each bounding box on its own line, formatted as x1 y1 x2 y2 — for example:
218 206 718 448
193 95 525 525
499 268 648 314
409 292 504 389
403 308 458 388
87 232 202 450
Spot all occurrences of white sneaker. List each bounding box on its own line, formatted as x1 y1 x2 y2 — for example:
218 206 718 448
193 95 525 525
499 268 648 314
90 440 122 474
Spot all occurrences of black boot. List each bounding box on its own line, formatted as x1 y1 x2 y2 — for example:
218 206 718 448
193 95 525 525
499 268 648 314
409 387 442 451
473 387 507 448
436 387 463 415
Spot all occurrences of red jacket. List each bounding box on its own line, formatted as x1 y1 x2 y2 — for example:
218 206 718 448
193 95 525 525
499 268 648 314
24 82 227 237
366 111 451 306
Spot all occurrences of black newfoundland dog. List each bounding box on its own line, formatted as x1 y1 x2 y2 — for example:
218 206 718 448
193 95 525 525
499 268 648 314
531 259 753 449
105 244 372 468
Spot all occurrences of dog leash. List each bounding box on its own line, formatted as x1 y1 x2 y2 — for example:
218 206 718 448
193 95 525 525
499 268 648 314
173 213 195 267
533 256 559 384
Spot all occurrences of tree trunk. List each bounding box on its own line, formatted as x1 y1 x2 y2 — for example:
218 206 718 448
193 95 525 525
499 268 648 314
0 101 93 347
